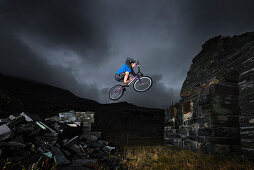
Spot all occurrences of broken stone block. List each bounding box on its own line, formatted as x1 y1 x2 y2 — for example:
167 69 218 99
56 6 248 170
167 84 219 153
82 122 91 132
79 143 88 151
35 121 47 130
45 131 59 137
7 115 26 128
98 140 108 146
82 111 95 123
8 141 26 148
45 116 61 122
79 144 86 153
0 118 9 124
43 151 53 159
47 110 95 124
74 122 81 126
59 112 76 122
52 122 63 133
43 132 59 143
102 146 115 152
11 135 24 143
36 121 56 133
20 112 33 122
62 149 72 157
69 144 83 153
15 124 36 135
67 123 78 128
0 124 13 141
63 136 79 147
52 146 71 166
8 115 16 120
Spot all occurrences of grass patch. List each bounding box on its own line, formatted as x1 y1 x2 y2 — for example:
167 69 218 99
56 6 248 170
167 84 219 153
116 145 254 170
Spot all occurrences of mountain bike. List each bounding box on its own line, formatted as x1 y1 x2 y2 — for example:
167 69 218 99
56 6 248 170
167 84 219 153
109 62 153 100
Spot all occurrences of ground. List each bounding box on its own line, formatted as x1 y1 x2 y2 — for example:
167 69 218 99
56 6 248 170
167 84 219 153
116 145 254 170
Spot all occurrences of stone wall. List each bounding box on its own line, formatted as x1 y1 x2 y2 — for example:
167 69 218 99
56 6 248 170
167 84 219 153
165 32 254 159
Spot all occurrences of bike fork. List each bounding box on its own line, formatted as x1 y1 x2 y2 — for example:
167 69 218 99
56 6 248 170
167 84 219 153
138 77 143 84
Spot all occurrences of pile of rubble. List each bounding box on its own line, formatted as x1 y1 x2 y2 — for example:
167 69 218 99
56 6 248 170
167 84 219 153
0 111 124 169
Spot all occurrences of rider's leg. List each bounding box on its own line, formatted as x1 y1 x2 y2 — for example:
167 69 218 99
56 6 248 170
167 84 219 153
126 77 132 84
124 71 129 83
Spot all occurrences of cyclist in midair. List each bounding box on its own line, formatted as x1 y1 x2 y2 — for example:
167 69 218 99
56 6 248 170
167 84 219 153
110 58 152 100
115 57 137 86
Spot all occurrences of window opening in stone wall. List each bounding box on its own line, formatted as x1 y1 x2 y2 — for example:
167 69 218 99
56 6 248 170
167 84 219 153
183 100 194 124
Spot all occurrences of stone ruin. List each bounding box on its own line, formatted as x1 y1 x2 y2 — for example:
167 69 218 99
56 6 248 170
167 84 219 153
0 110 124 169
164 32 254 160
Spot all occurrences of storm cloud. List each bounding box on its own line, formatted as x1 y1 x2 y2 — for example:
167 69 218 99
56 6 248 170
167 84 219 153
1 0 254 109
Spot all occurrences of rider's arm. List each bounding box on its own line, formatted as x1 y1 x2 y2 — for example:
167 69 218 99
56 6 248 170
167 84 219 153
131 68 137 76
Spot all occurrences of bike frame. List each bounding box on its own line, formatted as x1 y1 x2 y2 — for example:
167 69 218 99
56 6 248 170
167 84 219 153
126 64 143 86
115 65 142 93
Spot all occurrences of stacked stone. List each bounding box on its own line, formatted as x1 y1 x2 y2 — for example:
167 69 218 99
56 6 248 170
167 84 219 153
199 84 240 154
174 83 241 154
165 32 254 159
238 48 254 159
164 103 183 147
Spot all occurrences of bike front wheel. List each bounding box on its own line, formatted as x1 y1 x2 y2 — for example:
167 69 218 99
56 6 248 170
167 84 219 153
133 76 153 92
109 85 125 100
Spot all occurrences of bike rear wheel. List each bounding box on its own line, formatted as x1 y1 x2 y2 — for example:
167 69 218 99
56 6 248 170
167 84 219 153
109 85 125 100
133 76 153 92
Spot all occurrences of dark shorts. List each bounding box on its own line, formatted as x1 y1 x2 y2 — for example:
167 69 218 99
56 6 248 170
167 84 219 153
115 72 126 82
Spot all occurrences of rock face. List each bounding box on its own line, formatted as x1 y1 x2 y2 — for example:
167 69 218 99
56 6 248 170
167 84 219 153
0 73 164 145
165 32 254 159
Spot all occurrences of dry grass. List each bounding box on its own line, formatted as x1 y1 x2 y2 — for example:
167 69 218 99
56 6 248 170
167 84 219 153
118 145 254 170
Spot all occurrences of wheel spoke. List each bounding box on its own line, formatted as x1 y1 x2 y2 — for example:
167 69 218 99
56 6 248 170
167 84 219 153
134 77 152 91
109 85 124 100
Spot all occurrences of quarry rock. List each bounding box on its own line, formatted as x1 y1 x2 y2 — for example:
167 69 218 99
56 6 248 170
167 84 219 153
165 32 254 160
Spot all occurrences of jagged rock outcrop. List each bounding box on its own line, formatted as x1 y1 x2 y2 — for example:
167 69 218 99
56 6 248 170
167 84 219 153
165 32 254 159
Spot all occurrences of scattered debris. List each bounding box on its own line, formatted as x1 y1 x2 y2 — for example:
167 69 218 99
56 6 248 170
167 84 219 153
0 110 121 169
0 124 13 141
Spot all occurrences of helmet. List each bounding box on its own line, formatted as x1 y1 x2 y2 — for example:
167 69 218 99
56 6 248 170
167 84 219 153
126 57 139 66
129 58 136 63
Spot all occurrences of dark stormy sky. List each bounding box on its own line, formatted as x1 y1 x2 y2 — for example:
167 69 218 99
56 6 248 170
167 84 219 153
1 0 254 109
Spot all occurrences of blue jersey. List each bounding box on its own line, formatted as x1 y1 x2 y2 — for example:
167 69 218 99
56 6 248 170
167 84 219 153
116 64 131 74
